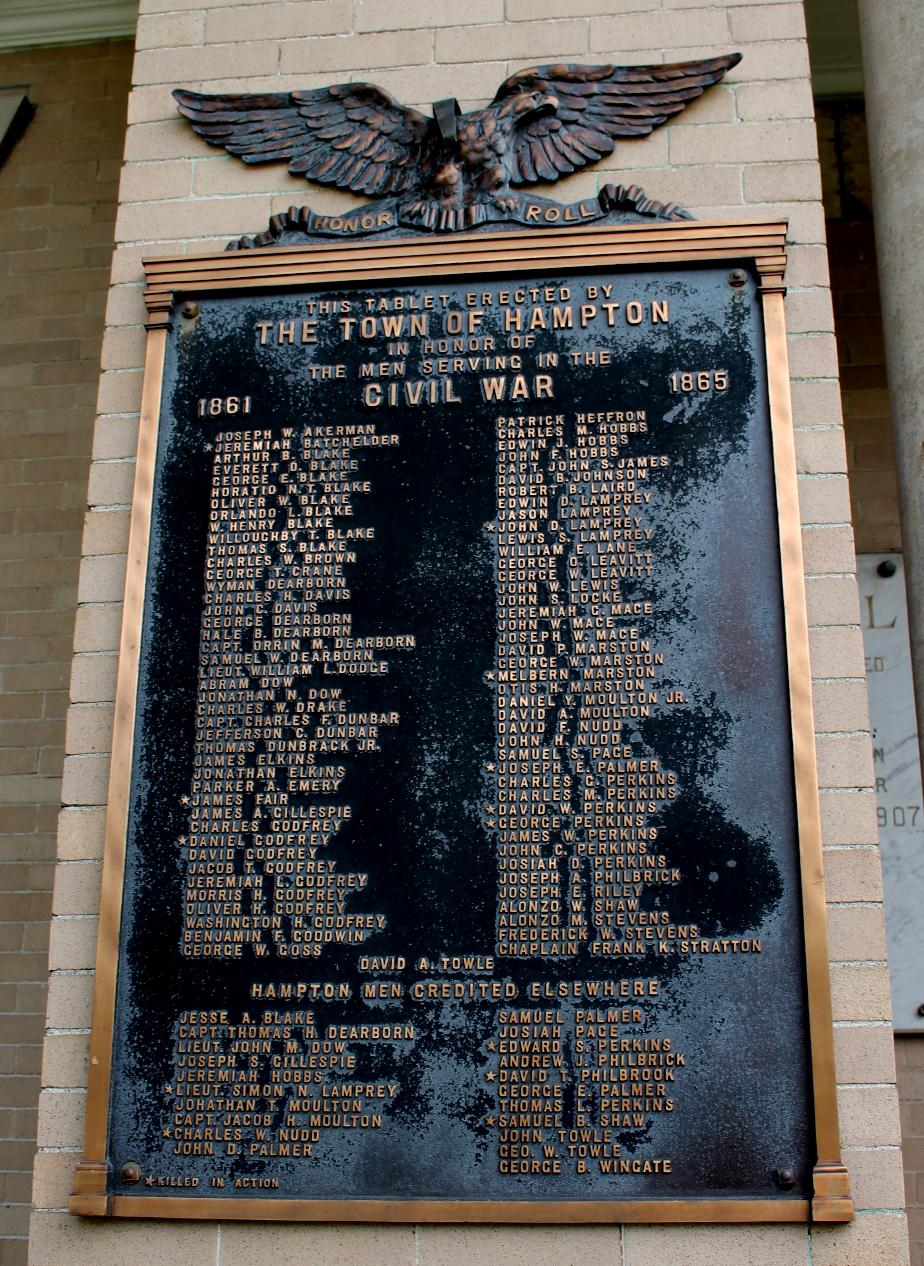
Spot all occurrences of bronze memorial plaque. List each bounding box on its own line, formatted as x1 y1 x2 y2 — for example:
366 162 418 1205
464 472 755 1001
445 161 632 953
72 223 852 1224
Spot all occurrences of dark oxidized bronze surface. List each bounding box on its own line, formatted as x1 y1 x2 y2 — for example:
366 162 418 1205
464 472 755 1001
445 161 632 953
71 221 851 1224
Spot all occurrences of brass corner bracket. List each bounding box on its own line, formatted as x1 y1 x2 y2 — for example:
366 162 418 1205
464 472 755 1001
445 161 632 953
812 1161 854 1222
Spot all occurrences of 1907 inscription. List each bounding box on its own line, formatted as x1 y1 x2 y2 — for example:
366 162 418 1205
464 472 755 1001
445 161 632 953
107 264 812 1208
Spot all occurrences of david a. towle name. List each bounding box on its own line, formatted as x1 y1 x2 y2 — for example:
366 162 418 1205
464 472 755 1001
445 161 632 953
252 283 671 407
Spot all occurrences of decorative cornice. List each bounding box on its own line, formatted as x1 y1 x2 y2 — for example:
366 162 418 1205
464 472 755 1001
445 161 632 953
0 0 138 52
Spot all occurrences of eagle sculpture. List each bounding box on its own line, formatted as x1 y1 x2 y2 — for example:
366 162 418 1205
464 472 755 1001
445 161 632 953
175 55 741 234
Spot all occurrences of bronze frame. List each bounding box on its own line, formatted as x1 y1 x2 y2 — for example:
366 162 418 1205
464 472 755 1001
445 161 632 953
71 218 853 1225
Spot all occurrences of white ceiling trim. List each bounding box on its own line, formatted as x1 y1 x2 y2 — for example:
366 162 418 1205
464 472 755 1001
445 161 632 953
811 65 866 99
0 0 138 52
805 0 864 98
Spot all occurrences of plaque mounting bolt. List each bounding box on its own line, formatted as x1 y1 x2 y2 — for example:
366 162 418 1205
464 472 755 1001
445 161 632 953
120 1161 142 1185
727 269 749 288
181 300 200 319
877 559 897 578
773 1165 797 1190
916 1003 924 1017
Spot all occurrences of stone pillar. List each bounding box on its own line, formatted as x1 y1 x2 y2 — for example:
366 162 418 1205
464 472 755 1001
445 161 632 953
857 10 924 1264
857 0 924 750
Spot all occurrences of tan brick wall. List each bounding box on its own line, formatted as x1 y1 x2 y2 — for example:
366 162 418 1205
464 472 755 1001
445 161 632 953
898 1037 924 1266
0 39 131 1266
30 4 908 1264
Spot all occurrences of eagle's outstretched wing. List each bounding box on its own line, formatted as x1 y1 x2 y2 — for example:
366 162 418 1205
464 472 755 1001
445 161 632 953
173 84 430 197
492 55 741 185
